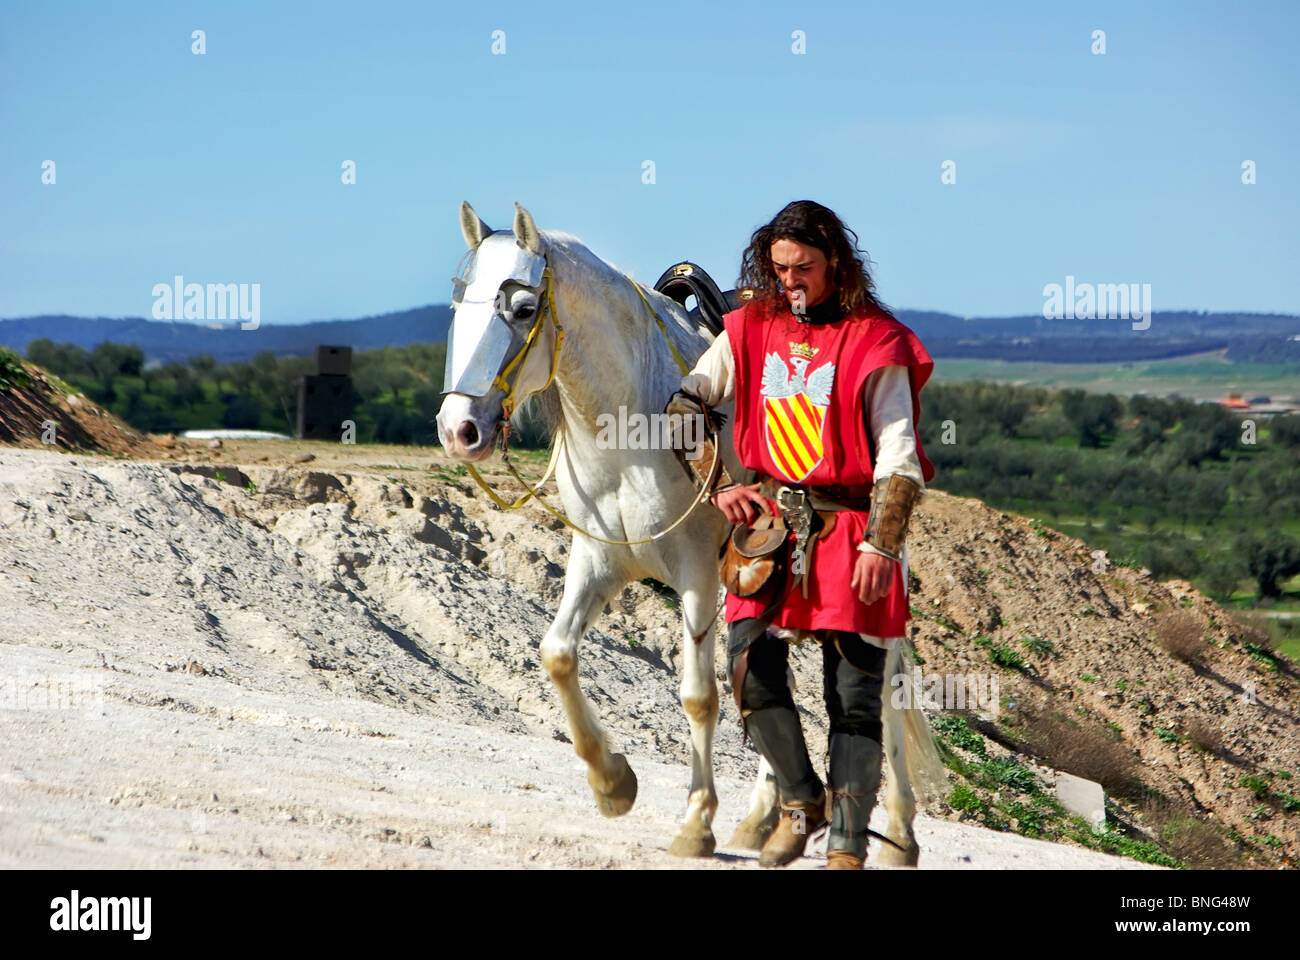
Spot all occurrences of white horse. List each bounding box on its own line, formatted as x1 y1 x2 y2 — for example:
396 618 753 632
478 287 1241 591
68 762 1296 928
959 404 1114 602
436 201 940 863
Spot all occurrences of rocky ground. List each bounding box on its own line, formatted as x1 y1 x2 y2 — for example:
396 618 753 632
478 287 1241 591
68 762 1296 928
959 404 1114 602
0 378 1294 869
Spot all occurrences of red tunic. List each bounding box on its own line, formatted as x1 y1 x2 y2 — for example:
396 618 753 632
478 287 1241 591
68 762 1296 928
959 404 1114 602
722 297 935 636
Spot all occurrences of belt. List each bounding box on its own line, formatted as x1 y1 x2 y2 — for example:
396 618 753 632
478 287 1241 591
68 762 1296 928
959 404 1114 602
756 477 870 599
757 478 871 511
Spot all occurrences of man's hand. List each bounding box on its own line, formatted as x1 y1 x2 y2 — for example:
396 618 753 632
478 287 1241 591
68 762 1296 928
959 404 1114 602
711 484 769 526
851 550 896 607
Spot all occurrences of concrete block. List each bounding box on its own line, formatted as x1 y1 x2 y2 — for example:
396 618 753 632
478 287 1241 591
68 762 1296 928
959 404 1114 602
1056 771 1106 831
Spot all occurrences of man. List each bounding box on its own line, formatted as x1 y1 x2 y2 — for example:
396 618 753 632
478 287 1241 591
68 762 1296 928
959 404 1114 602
674 200 935 869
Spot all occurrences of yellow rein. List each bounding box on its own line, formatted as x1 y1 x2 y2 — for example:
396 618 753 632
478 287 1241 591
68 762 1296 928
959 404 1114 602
462 260 717 546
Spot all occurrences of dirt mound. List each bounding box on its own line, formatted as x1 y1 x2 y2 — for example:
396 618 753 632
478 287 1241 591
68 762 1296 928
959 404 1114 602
906 493 1299 866
0 358 161 457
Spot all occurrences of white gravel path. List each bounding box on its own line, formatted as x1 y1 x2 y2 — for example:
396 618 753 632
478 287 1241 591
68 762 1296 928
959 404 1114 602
0 448 1159 869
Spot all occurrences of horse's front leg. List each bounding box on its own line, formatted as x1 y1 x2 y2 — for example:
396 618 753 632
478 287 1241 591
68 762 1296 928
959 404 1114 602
540 544 636 817
667 571 722 857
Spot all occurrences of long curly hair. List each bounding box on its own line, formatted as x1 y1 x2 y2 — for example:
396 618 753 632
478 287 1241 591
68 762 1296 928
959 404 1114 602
737 200 889 317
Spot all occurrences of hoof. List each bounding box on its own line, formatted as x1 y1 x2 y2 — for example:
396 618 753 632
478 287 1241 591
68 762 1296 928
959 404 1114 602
667 827 717 858
590 753 638 818
729 815 777 852
876 838 919 867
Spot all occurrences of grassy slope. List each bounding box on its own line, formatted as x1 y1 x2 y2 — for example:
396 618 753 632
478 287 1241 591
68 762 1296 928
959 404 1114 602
932 351 1300 402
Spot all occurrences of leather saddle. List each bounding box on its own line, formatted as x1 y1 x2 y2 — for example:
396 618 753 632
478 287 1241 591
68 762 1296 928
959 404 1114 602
652 261 751 337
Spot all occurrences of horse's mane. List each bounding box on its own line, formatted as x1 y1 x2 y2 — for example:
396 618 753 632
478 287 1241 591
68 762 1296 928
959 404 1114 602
509 229 714 445
543 230 710 370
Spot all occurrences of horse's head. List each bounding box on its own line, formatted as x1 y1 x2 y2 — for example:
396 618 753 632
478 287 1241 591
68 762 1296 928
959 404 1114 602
437 201 561 462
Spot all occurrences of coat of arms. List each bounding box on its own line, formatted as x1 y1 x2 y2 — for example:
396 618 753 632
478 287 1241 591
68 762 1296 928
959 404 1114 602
761 342 836 483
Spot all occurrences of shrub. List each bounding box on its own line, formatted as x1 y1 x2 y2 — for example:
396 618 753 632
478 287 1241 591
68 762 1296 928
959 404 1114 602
0 347 30 391
1138 790 1237 868
1152 611 1206 663
1185 718 1222 755
1240 774 1271 801
1141 795 1240 868
979 756 1040 794
1162 816 1238 868
1226 610 1272 649
949 783 984 813
1006 801 1046 838
1022 707 1143 799
933 716 988 758
974 635 1025 671
1019 635 1055 656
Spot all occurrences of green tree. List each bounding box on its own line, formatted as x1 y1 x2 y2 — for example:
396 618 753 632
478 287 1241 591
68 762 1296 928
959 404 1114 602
1061 389 1121 448
27 339 92 380
1269 414 1300 450
86 342 145 402
1204 552 1246 600
1235 532 1300 599
1186 472 1229 531
188 353 218 389
25 338 59 372
1119 416 1165 457
1138 533 1197 581
222 394 261 429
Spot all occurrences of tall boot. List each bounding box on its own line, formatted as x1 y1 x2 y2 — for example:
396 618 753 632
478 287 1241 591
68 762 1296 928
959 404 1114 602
743 707 826 867
825 734 883 870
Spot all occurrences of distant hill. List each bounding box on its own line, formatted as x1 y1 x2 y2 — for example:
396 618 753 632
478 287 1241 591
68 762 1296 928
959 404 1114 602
2 306 1297 366
0 306 452 366
899 309 1300 341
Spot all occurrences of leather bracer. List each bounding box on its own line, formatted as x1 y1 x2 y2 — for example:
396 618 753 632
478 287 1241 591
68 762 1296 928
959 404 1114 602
664 390 734 494
863 474 923 562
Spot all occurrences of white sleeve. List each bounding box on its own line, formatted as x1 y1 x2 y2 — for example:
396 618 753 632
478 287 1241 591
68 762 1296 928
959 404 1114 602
857 365 925 558
679 329 734 407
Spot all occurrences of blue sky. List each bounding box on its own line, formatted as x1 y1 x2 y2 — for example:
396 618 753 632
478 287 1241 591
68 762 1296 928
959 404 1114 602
2 0 1297 323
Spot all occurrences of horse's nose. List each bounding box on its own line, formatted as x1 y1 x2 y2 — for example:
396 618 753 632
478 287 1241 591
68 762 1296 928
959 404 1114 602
457 421 480 448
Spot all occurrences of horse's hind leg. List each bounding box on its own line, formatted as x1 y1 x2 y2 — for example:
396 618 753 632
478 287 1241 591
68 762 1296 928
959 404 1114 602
667 577 721 857
877 643 920 866
730 757 779 850
540 546 637 817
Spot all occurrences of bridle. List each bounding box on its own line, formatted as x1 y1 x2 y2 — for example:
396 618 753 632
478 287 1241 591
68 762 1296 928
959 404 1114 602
489 258 564 425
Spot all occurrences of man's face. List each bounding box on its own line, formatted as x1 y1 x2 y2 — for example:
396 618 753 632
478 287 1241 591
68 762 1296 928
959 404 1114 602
770 238 835 312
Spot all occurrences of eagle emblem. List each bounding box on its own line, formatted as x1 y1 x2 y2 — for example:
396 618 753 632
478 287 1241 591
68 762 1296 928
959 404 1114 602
760 344 836 483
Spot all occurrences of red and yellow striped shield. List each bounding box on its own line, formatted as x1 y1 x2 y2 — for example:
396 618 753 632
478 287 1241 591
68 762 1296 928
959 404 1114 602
764 391 827 483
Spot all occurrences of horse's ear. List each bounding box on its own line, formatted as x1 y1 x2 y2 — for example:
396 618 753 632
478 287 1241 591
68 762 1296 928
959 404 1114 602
460 201 491 249
512 202 542 256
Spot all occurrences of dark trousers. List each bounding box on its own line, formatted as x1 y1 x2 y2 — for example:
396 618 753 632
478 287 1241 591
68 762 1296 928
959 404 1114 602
728 621 886 744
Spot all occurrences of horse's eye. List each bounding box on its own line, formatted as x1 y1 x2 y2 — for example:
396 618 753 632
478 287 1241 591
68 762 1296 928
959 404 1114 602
514 305 535 321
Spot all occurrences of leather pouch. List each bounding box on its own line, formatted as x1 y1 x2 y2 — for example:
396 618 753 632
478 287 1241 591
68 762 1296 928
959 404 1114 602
720 512 788 597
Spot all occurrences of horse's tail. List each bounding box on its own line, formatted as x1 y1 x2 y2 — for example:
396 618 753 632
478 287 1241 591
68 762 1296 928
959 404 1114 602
887 638 949 806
